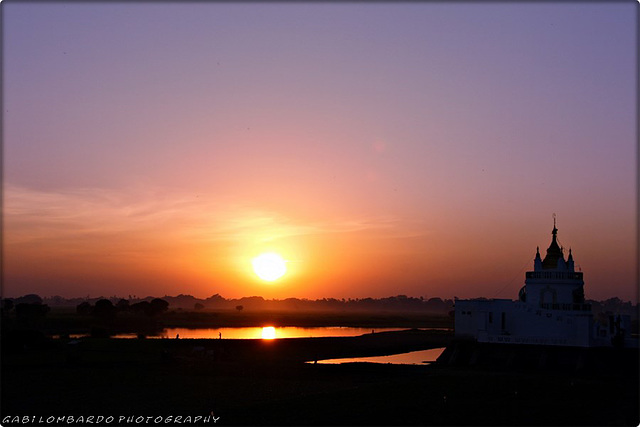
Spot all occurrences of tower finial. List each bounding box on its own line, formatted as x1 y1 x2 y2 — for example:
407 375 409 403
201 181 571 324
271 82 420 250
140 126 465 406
552 213 557 235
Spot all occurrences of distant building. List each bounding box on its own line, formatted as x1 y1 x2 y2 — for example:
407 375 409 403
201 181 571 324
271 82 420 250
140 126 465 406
455 221 634 348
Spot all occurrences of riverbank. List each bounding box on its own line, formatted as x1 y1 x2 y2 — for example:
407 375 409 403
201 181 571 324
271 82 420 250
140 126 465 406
3 328 452 363
9 308 454 337
2 329 638 425
161 309 454 329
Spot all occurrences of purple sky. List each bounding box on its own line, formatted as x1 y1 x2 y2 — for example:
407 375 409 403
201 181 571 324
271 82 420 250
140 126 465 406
3 2 637 301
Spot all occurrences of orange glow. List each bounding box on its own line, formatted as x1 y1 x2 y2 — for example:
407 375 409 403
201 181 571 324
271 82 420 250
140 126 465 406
252 253 287 281
3 5 636 305
156 327 405 339
2 184 636 301
261 326 276 340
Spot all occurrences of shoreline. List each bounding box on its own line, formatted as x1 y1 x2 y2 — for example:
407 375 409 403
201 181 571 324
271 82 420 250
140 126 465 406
2 329 637 425
10 308 454 336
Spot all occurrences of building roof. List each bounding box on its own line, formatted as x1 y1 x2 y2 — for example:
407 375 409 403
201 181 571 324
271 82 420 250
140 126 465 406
541 223 565 269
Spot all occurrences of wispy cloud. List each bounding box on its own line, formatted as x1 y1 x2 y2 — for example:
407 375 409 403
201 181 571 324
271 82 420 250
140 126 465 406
4 184 408 252
5 184 194 244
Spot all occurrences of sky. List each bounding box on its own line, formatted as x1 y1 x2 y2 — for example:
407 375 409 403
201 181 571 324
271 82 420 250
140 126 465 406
3 2 637 301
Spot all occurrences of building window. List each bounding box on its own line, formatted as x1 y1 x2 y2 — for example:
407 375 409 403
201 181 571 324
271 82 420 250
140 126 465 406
489 312 493 323
501 312 506 330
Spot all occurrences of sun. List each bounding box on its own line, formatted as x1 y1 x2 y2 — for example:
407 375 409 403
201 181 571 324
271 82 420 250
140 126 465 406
261 326 276 339
251 252 287 281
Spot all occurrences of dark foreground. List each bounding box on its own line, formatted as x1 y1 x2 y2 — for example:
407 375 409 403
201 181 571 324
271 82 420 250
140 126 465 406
2 330 638 426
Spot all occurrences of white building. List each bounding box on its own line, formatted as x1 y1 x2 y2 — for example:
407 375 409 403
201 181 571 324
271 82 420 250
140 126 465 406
455 222 633 348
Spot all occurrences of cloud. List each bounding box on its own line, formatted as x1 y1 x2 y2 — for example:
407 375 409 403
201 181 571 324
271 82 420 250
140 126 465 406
4 184 408 252
5 184 193 245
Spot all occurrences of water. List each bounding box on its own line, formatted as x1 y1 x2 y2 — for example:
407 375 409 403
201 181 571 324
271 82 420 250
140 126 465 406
313 347 446 365
109 326 408 339
62 327 448 364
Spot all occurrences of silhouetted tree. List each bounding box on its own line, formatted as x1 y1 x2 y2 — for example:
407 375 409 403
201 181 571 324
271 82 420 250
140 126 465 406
194 303 204 310
148 298 169 316
116 299 130 312
14 294 43 305
76 301 93 315
131 301 151 316
2 298 14 312
93 299 116 319
235 305 244 311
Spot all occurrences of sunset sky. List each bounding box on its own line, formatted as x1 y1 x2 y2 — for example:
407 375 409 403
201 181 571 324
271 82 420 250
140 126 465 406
3 2 636 301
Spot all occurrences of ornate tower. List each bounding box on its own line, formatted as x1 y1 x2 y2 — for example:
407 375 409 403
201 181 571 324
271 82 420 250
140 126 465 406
521 221 585 309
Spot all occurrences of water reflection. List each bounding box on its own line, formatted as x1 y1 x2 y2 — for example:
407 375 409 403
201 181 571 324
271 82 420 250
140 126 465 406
109 326 409 339
314 348 446 365
160 326 407 339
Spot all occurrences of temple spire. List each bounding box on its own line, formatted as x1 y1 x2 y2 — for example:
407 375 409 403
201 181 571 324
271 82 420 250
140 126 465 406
567 247 575 272
534 246 543 271
542 217 565 270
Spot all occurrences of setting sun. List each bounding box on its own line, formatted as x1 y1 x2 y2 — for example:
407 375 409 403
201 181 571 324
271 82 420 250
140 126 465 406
261 326 276 339
251 253 287 282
